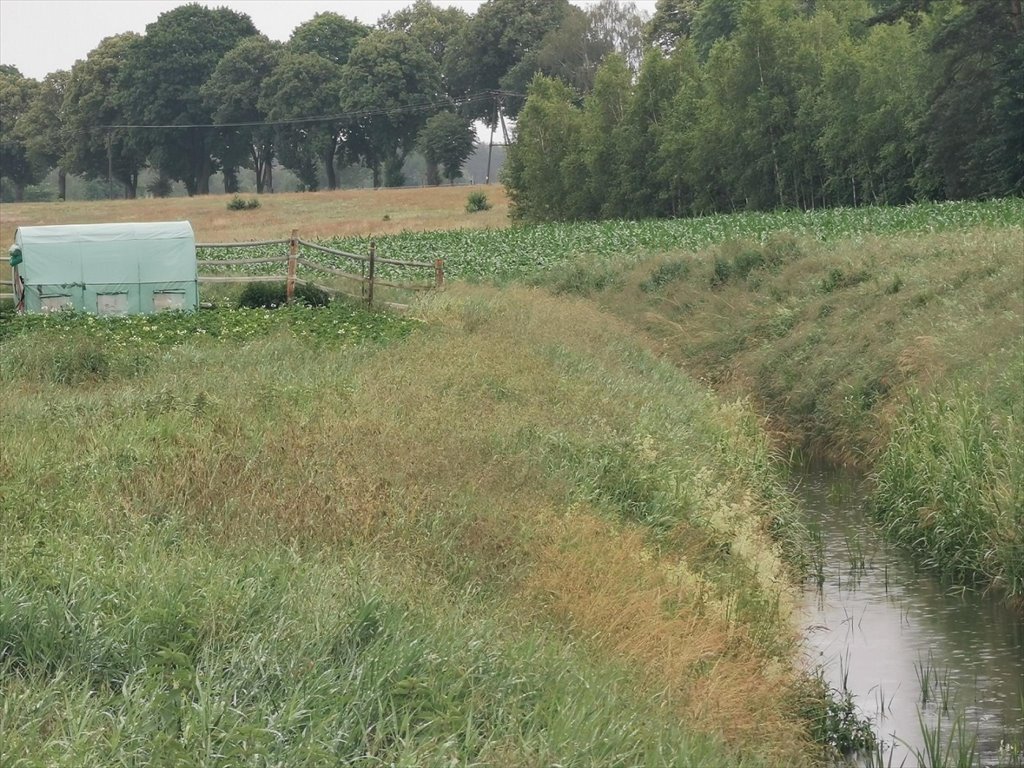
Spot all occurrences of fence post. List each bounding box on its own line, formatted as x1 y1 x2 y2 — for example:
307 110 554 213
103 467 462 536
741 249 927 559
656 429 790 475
367 240 376 307
286 228 298 303
434 258 444 290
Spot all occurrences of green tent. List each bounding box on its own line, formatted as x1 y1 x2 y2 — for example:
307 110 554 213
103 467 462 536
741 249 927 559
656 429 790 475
9 221 198 314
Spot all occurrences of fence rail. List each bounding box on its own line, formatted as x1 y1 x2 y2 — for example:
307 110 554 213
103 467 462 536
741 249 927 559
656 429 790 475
195 230 443 309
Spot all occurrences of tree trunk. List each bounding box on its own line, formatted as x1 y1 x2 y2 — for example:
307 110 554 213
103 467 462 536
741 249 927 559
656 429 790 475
324 144 337 190
425 159 441 186
14 182 25 202
58 168 67 201
264 160 273 194
197 154 211 195
223 166 239 194
372 163 382 189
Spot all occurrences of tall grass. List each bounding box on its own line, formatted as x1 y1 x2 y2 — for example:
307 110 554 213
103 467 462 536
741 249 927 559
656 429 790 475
598 226 1023 599
1 289 822 765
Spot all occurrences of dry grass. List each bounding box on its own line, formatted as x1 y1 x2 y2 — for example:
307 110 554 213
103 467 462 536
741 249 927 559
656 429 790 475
1 286 817 763
0 183 509 247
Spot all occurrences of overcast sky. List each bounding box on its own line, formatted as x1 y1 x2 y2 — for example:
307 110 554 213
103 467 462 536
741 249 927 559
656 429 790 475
0 0 656 81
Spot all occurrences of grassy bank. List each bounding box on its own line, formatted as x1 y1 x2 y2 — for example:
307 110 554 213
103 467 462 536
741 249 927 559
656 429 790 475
1 291 827 765
586 224 1022 600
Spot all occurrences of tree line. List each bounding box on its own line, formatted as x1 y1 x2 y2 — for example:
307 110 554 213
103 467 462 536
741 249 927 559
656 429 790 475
0 0 645 201
504 0 1023 221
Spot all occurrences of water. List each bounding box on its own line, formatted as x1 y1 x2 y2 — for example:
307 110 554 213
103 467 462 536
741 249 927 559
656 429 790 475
795 468 1024 767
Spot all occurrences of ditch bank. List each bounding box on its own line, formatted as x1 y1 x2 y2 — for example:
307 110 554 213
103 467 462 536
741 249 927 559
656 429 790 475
593 225 1023 605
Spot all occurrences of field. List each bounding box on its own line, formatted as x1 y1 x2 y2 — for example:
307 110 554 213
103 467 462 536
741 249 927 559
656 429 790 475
2 191 1021 764
2 287 828 766
0 184 510 248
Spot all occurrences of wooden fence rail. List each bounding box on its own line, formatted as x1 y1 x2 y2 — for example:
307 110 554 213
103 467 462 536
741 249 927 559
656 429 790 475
195 230 443 309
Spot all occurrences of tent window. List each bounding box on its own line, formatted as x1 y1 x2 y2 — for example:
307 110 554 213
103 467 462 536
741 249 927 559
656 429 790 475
40 294 73 313
97 292 128 315
153 291 186 312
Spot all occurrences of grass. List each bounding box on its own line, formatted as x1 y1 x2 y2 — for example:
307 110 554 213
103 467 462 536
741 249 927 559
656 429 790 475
586 223 1023 600
0 287 826 765
0 184 510 247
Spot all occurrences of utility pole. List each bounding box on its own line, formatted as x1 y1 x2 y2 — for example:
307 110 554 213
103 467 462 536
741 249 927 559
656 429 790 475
106 131 113 200
485 92 497 185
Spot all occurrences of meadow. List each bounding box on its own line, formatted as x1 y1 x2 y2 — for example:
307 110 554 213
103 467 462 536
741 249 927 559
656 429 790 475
2 288 830 766
2 192 1021 765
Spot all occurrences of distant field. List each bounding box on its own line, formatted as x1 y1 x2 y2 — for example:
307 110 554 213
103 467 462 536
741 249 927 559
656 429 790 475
0 184 509 247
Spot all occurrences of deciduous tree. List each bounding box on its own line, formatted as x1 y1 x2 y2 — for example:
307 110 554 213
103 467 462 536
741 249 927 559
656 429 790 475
202 36 284 193
118 3 258 195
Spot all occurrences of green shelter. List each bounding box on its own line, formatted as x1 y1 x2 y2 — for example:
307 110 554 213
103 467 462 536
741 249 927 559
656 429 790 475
9 221 198 314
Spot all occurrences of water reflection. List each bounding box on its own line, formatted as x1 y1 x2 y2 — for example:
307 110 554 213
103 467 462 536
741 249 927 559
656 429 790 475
795 468 1024 767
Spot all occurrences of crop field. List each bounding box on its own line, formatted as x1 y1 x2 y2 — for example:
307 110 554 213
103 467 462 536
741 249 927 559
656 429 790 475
196 197 1023 283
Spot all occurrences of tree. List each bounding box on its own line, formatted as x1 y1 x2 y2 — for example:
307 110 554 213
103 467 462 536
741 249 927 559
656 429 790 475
581 54 634 217
340 31 443 187
444 0 573 121
528 2 648 94
918 0 1024 199
260 52 347 191
288 12 369 67
811 16 927 206
18 70 69 199
62 33 147 199
503 75 587 220
0 66 42 201
118 4 259 195
380 0 469 91
646 0 703 51
202 36 284 193
417 111 476 184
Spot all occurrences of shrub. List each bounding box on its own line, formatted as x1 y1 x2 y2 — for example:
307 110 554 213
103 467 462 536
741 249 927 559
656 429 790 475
227 195 260 211
237 281 330 309
640 260 690 292
465 191 492 213
238 282 287 308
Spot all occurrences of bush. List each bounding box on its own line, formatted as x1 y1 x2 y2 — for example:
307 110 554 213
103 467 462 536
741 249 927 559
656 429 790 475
227 195 260 211
238 282 287 308
640 260 690 293
465 191 492 213
237 281 330 309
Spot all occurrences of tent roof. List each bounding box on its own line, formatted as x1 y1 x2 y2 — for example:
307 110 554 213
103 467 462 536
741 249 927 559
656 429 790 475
16 221 194 246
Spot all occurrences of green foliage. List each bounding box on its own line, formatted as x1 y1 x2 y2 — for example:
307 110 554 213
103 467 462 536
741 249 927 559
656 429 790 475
288 12 369 67
260 53 346 192
117 4 259 196
873 372 1024 597
62 33 146 199
504 0 1024 222
503 75 588 221
794 673 876 759
236 281 329 309
444 0 573 121
226 194 260 210
417 111 476 185
464 190 491 213
195 198 1021 287
0 66 43 199
340 31 442 188
201 36 283 195
640 259 691 292
0 304 412 370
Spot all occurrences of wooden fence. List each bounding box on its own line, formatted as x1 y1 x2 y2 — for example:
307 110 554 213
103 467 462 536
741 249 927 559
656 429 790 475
197 229 443 310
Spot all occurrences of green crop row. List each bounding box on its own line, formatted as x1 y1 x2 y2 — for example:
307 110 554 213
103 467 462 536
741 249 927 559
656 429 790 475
196 198 1022 284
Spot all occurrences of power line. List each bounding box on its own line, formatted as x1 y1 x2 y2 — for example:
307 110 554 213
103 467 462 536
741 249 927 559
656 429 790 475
97 90 525 131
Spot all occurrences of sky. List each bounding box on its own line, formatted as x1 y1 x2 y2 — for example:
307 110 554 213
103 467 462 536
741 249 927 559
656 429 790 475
0 0 656 81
